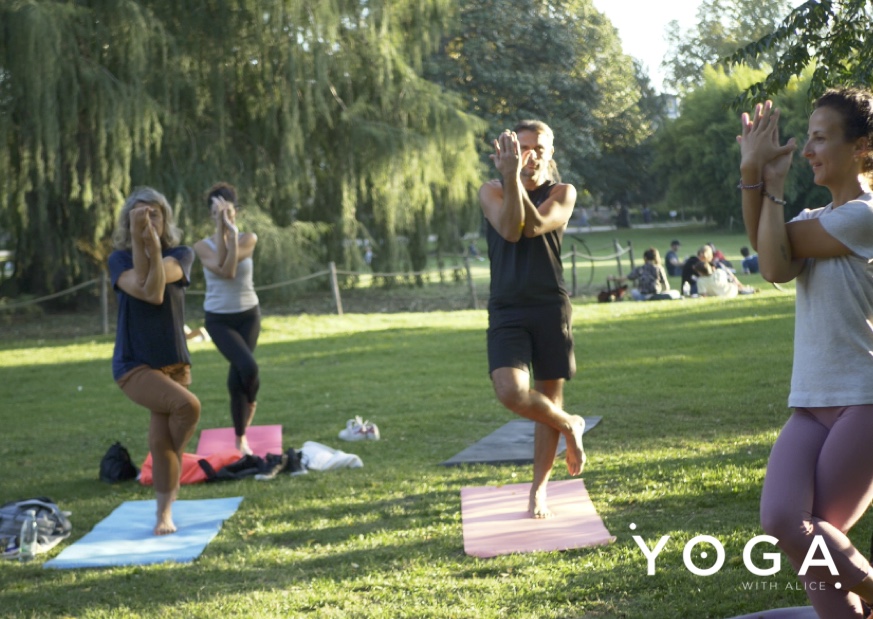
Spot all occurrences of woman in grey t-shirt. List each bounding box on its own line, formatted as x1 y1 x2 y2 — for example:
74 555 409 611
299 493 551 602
740 88 873 617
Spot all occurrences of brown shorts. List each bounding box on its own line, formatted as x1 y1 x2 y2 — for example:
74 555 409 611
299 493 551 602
117 363 195 413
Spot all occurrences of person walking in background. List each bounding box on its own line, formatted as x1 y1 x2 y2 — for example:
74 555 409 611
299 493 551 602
665 239 683 277
194 183 261 456
740 246 759 274
479 120 587 519
109 187 201 535
739 88 873 618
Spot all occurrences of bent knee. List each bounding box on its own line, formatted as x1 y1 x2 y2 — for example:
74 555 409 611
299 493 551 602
493 383 527 411
761 511 812 554
175 394 201 425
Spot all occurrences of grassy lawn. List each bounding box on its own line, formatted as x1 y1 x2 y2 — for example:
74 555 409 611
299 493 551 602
1 224 846 618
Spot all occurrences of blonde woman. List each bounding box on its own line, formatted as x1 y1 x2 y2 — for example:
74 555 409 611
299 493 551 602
109 187 200 536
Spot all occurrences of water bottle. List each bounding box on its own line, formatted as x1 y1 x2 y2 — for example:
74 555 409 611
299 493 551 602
682 281 690 297
19 510 37 562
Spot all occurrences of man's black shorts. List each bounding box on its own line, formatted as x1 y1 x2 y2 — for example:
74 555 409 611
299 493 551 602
487 298 575 380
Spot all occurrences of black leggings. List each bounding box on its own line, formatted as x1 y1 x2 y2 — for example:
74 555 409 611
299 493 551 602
205 306 260 436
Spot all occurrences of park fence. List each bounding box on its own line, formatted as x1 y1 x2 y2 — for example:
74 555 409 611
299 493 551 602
0 239 635 335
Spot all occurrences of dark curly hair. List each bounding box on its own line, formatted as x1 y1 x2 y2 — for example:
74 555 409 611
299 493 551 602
815 87 873 173
205 182 238 210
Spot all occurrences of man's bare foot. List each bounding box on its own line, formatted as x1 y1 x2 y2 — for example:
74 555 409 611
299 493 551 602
155 491 177 535
564 415 587 476
529 489 555 519
236 435 253 456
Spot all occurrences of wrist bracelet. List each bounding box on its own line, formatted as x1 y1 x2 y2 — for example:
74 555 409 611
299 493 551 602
762 190 787 206
737 180 764 190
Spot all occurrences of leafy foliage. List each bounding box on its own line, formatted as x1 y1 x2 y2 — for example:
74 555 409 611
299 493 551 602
424 0 663 206
0 0 486 297
730 0 873 103
657 65 832 226
663 0 794 94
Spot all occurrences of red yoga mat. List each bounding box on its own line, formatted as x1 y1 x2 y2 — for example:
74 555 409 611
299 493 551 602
196 425 283 458
460 479 614 558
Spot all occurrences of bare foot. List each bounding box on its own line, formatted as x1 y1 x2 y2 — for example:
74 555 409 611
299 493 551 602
564 415 587 476
529 489 555 519
236 435 253 456
155 491 177 536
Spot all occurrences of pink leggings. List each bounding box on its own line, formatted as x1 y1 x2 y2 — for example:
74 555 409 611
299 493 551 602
761 406 873 618
117 364 201 494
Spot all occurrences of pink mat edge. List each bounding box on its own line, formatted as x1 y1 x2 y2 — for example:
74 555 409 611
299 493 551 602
196 424 283 457
460 479 615 558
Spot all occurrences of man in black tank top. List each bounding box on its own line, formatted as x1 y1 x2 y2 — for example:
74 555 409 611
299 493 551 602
479 120 587 519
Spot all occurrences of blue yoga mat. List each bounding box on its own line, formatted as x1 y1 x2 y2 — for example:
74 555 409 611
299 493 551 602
44 497 243 569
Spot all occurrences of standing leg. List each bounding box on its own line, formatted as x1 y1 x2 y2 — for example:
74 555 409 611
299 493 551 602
206 310 259 454
528 379 564 518
119 365 200 535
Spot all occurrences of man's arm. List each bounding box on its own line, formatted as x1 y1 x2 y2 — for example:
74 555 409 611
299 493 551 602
479 131 528 242
521 183 577 237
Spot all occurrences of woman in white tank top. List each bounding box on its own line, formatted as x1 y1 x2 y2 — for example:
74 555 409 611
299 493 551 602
194 183 261 455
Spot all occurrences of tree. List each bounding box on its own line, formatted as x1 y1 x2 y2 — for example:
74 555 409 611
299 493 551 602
663 0 793 93
424 0 659 207
0 0 486 299
730 0 873 103
0 1 167 299
656 65 826 226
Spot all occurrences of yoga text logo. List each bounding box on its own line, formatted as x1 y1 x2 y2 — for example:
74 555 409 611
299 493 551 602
629 524 840 584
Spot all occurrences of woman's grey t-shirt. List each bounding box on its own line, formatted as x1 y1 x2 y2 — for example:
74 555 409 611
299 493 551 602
789 194 873 407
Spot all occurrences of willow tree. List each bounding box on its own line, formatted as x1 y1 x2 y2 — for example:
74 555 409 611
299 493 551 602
114 0 488 274
0 1 167 298
0 0 486 299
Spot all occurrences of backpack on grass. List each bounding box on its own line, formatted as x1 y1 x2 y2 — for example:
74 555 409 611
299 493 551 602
0 497 72 559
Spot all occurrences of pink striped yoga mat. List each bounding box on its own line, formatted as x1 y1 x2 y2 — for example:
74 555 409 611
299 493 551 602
460 479 614 558
196 425 283 458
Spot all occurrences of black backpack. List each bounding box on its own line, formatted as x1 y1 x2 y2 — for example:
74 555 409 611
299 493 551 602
0 497 72 559
99 442 138 483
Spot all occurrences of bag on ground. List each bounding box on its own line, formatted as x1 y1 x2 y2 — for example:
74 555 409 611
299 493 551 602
99 441 139 483
0 497 72 559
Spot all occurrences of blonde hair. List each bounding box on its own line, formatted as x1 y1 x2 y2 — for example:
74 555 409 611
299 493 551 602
112 186 181 250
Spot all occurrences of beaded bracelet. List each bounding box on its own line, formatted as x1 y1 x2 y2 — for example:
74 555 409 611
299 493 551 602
762 190 787 206
737 180 764 190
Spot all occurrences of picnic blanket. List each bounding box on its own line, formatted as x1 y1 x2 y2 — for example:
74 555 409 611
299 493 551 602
460 479 614 558
44 497 243 569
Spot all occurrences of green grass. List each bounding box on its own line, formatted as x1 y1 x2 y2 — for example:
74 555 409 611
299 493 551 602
1 291 843 618
1 225 839 618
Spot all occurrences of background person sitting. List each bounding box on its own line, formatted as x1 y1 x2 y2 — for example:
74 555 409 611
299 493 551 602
707 242 735 272
618 248 679 301
665 239 682 277
740 246 759 274
694 261 756 297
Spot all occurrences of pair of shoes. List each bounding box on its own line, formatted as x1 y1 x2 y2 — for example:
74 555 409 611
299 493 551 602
338 416 380 441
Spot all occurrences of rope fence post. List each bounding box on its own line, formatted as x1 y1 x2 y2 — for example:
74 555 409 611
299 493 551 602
101 269 109 335
627 240 635 271
613 238 624 277
464 256 479 310
329 261 343 315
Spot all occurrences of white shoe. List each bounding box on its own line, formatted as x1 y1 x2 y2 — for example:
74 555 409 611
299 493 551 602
338 416 380 441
